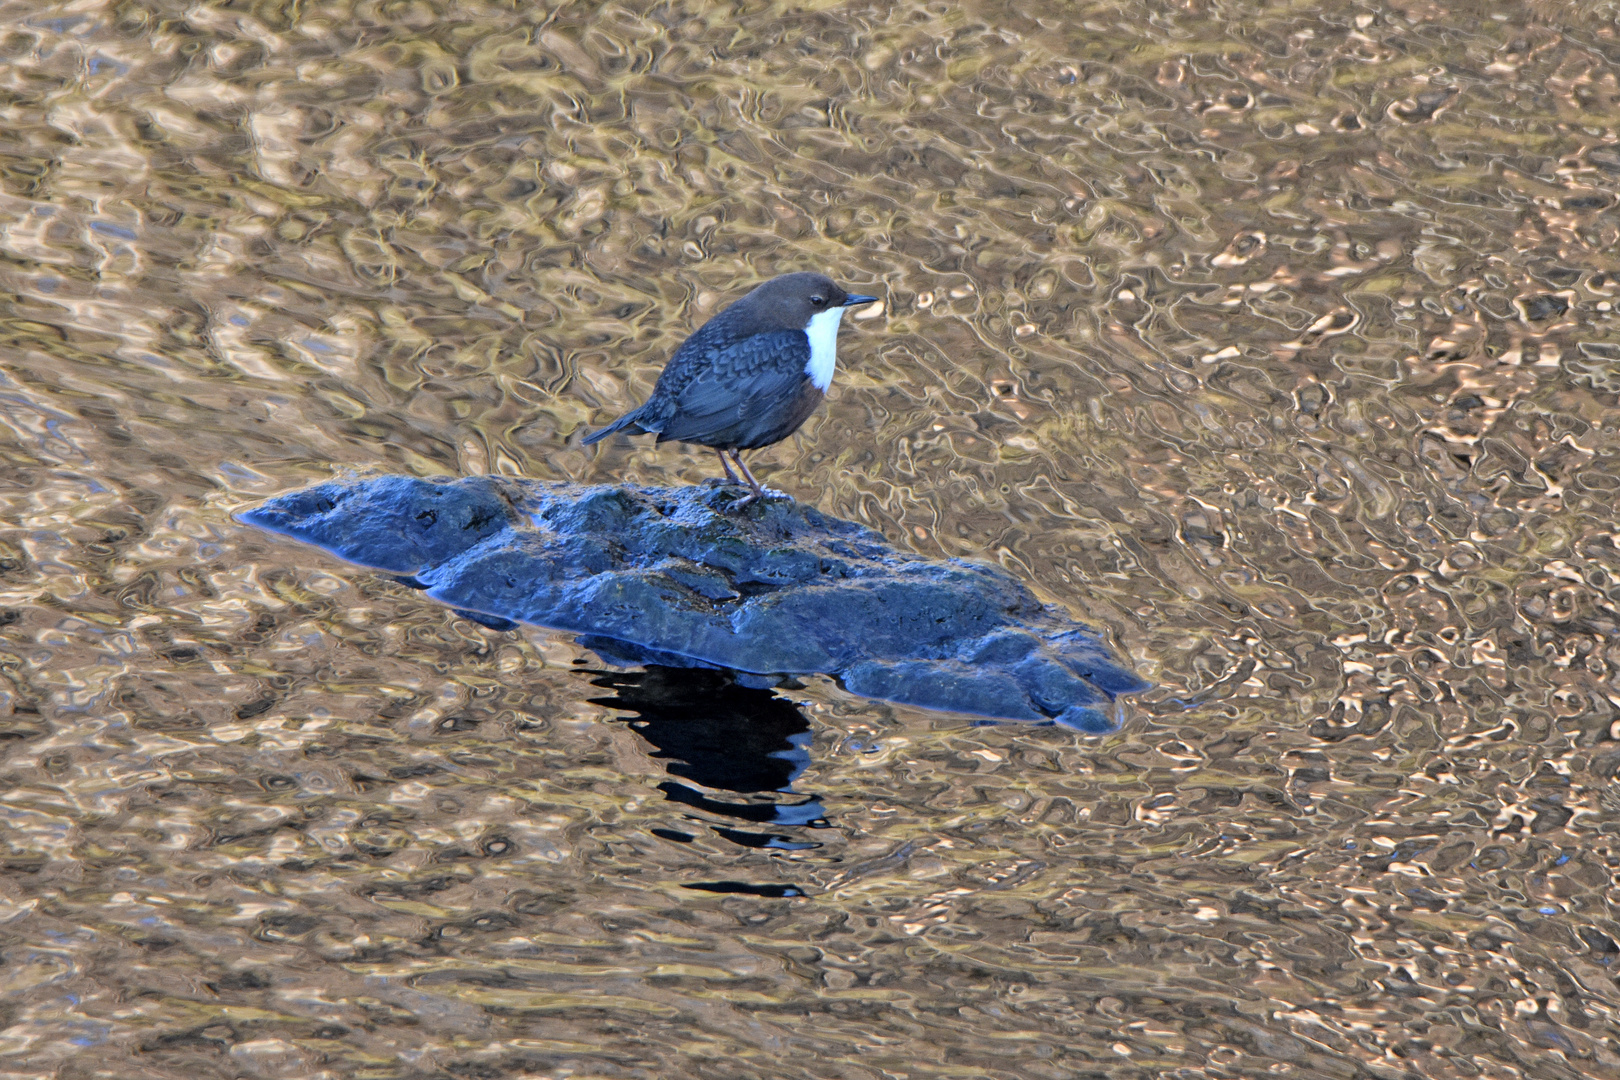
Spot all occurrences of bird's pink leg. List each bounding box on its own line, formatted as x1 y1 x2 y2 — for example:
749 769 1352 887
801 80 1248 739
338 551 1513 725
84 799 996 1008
715 448 742 485
730 452 766 500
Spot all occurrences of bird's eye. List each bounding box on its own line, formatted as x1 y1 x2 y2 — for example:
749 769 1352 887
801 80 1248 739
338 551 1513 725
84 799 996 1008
810 295 826 306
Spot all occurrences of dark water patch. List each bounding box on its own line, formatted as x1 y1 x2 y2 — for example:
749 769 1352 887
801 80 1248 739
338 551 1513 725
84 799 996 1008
589 666 829 852
589 666 810 794
682 881 806 898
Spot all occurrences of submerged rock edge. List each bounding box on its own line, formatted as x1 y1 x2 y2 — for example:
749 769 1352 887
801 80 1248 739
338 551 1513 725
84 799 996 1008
240 475 1148 729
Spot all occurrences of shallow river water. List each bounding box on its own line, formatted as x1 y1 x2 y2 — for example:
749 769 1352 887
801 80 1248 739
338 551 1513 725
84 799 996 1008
3 1 1620 1078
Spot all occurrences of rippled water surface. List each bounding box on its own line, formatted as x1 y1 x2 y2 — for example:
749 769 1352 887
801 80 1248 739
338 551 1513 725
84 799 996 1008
4 0 1620 1076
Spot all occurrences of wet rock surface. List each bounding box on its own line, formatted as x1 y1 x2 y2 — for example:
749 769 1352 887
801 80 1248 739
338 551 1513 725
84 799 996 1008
241 475 1147 729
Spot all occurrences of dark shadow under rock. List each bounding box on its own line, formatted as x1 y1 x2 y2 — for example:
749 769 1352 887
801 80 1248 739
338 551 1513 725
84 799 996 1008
239 475 1148 731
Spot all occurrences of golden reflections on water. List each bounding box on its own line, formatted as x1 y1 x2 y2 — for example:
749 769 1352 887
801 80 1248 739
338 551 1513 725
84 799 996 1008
2 0 1620 1076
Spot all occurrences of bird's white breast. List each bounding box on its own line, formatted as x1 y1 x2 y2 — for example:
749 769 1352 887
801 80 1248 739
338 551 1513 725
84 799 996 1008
803 306 845 391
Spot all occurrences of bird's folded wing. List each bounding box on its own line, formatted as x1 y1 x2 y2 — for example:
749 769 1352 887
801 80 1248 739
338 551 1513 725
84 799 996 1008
656 331 812 444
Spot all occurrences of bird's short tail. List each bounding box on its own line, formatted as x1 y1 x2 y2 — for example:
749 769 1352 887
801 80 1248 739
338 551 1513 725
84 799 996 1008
580 408 647 446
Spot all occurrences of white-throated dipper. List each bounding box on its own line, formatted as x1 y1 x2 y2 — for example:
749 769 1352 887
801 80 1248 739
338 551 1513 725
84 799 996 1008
582 272 878 504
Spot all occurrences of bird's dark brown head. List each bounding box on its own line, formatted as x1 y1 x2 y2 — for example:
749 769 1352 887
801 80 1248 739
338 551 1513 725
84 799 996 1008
727 272 878 332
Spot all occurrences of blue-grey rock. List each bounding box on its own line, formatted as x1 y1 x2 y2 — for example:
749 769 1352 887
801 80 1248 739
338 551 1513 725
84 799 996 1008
240 475 1148 730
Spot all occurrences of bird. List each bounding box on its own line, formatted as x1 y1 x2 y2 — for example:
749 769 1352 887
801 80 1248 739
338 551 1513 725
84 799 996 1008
581 271 878 504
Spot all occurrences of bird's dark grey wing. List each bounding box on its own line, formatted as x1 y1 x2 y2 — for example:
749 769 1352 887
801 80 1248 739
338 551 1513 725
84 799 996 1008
582 316 752 444
655 330 812 445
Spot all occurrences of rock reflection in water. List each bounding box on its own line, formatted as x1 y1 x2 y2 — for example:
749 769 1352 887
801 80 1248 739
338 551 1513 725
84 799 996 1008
588 665 828 854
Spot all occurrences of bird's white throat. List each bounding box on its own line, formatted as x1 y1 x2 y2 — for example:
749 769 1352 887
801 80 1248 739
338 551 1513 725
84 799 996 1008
803 306 845 391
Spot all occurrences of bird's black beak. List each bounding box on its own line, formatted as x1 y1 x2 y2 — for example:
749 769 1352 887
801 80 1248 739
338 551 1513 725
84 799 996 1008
842 294 879 307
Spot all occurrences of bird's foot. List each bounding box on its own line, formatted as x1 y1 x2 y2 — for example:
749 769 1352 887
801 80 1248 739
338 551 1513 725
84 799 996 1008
718 487 792 513
699 476 756 499
698 478 757 513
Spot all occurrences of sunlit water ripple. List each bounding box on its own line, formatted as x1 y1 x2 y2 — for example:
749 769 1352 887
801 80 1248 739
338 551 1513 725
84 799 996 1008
1 1 1619 1077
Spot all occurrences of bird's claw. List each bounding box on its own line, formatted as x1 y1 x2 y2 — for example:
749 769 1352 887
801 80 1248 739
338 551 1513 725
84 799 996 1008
719 487 791 513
